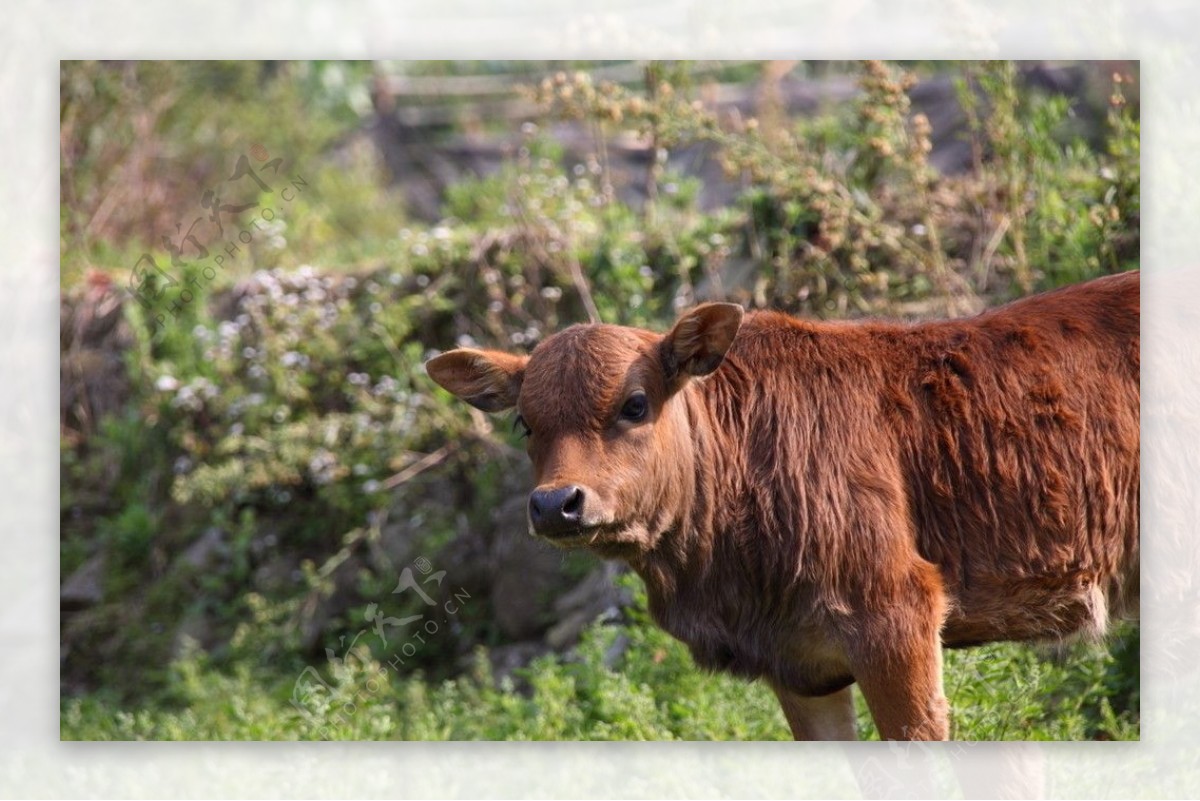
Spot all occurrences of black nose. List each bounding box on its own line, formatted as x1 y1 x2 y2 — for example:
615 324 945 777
528 485 585 535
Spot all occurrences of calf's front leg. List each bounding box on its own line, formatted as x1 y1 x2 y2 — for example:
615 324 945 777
854 646 949 740
849 599 950 739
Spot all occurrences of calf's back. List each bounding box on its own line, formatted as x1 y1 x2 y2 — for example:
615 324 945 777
699 270 1139 648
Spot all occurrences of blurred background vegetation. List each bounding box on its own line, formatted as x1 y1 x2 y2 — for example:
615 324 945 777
60 60 1139 740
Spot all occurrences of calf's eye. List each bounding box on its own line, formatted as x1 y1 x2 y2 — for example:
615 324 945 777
619 392 649 422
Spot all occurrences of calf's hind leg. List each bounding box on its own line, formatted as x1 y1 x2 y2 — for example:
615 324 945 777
771 684 858 740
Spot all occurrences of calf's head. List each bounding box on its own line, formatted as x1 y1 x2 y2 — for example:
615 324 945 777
426 303 744 559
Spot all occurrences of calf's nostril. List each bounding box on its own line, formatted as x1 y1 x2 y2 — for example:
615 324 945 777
528 494 544 523
562 486 583 518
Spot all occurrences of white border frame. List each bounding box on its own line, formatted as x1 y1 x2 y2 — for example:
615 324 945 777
6 1 1198 796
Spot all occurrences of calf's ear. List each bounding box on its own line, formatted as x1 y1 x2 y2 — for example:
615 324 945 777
662 302 745 380
425 349 528 412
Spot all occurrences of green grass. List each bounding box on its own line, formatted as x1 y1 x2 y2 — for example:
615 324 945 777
61 584 1139 742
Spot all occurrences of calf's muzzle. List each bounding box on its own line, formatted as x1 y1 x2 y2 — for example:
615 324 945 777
528 484 587 537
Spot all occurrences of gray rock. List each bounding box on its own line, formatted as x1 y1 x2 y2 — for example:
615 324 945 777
553 563 621 618
545 609 596 651
481 641 549 684
544 564 628 650
253 553 301 594
602 632 631 668
171 609 217 659
178 527 227 570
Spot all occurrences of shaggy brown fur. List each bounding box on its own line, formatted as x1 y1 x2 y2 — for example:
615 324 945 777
426 270 1140 741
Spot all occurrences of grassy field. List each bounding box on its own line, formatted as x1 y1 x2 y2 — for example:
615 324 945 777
61 577 1139 741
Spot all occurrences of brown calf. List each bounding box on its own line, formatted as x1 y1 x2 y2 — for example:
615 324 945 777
426 271 1140 740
